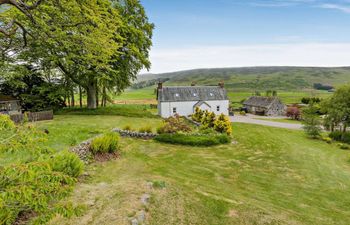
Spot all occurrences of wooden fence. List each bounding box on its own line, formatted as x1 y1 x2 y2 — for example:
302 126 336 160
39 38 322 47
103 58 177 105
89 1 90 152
10 110 54 123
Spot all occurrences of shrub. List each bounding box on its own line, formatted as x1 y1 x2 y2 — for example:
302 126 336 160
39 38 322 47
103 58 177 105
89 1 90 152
322 137 332 144
139 126 152 133
338 143 350 150
154 133 231 146
214 114 232 135
191 107 204 122
201 111 216 128
286 107 301 120
90 132 120 154
0 162 76 225
329 131 350 144
239 111 246 116
48 150 84 178
0 114 15 131
157 115 192 134
123 125 133 131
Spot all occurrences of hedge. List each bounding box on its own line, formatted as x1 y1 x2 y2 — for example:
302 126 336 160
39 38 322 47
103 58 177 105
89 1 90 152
154 133 231 146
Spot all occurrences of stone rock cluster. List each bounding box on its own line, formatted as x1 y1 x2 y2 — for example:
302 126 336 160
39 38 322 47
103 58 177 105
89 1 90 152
112 128 158 139
69 139 93 163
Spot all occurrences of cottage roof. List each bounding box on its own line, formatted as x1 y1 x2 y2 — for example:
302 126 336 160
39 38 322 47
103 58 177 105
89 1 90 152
243 96 281 109
158 86 228 102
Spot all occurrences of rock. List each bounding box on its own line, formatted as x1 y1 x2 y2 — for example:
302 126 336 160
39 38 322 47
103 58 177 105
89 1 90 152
131 218 138 225
138 210 146 223
141 194 150 205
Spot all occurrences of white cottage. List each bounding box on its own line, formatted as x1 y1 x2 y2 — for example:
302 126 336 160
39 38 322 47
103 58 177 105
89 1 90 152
157 83 230 118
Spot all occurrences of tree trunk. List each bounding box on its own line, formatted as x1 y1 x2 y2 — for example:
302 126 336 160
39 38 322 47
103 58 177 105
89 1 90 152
96 87 99 108
86 81 97 109
79 85 83 108
71 87 75 107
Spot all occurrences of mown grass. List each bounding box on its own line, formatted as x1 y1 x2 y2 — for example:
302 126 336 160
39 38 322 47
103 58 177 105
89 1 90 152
35 115 162 151
32 115 350 225
55 104 157 118
255 117 302 124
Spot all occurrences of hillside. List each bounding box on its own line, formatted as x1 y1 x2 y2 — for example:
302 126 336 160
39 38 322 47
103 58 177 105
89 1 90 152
137 67 350 91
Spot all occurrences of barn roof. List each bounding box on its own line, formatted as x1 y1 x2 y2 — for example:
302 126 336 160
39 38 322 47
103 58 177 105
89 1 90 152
243 96 281 108
158 86 228 102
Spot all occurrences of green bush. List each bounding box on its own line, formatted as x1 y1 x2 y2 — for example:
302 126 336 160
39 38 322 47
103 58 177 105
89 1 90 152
322 137 332 144
239 111 246 116
48 150 84 178
90 132 120 154
139 126 152 133
0 162 76 225
123 125 133 131
338 143 350 150
0 114 15 131
154 133 231 146
329 131 350 144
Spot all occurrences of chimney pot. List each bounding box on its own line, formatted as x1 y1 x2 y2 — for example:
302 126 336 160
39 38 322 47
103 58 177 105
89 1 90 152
191 82 196 86
218 82 224 88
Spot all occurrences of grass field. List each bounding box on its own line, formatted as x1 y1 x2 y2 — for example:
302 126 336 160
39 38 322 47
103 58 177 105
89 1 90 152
31 115 350 225
255 117 302 124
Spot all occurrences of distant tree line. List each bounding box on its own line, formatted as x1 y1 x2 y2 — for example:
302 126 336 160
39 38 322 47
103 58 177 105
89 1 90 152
131 78 170 90
313 83 334 91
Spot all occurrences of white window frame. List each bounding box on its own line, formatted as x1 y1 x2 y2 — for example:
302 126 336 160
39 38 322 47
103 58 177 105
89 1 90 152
173 107 177 114
216 106 220 112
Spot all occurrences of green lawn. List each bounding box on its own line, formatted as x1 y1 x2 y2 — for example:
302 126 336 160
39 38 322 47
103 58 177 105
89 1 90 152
32 115 350 225
255 117 302 124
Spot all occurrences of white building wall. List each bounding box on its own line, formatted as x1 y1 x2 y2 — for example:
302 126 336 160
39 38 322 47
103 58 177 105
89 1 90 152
159 100 229 118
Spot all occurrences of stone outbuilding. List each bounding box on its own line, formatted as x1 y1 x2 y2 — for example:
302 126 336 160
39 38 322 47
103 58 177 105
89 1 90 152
243 96 286 116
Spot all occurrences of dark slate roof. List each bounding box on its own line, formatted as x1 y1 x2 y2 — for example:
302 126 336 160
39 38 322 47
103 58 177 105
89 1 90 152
158 86 228 102
243 96 281 108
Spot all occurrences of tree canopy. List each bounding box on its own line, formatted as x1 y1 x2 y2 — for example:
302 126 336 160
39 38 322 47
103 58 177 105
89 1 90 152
1 0 153 109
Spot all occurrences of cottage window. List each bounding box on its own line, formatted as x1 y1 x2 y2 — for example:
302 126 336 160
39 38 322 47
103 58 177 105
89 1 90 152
173 107 177 114
217 106 220 112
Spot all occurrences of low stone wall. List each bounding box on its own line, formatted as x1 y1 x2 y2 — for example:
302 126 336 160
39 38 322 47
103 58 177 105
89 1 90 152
112 128 158 139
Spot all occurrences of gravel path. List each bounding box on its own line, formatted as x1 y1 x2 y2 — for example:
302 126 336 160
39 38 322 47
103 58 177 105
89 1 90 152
230 115 303 130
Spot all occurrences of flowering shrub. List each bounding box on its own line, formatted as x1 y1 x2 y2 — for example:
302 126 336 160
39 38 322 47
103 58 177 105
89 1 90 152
191 107 204 122
0 114 15 131
201 111 216 128
286 107 301 120
214 114 232 135
157 115 192 134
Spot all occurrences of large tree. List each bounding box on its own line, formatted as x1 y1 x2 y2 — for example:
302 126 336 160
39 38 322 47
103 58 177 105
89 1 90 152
1 0 153 109
322 85 350 133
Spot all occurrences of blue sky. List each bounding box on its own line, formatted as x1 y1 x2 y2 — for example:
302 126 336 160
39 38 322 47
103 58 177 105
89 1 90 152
140 0 350 73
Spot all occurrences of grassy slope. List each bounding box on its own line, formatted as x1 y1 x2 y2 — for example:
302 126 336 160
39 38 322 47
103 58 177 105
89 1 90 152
35 116 350 225
138 67 350 90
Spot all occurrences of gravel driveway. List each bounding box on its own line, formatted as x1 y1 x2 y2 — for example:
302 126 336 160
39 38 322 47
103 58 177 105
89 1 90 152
230 115 303 130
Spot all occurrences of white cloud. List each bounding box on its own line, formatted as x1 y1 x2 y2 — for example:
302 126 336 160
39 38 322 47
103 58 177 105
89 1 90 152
144 43 350 73
319 3 350 13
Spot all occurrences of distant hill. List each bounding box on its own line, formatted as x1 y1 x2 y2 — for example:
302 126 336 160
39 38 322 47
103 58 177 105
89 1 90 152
137 66 350 91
